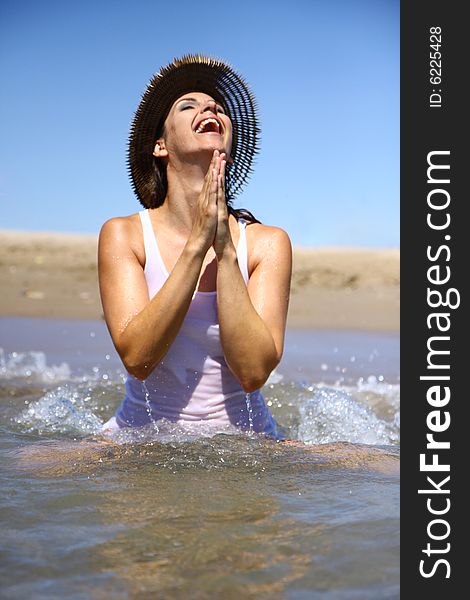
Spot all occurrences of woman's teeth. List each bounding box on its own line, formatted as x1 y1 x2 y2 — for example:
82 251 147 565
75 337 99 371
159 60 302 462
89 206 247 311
195 118 220 134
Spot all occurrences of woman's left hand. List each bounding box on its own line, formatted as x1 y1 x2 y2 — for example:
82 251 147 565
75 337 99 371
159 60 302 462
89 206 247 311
213 153 235 259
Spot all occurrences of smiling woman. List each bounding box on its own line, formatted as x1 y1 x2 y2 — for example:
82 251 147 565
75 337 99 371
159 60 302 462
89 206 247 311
98 54 292 436
151 92 261 224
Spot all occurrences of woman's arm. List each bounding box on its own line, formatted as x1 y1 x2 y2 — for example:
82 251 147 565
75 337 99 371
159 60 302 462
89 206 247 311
214 157 292 392
216 227 292 392
98 155 220 380
99 218 206 380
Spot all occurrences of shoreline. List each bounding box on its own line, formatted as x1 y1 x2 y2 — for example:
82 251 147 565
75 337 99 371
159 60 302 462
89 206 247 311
0 230 399 332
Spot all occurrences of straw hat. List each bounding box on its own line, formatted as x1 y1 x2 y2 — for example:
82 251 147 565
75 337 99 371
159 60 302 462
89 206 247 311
128 54 261 208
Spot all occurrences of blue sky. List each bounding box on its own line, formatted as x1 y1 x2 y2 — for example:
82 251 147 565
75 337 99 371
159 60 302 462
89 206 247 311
0 0 399 247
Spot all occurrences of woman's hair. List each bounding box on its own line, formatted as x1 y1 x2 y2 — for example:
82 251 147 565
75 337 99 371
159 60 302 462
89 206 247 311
149 156 261 224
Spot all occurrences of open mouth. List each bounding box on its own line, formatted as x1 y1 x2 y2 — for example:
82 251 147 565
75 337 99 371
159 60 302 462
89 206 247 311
194 117 222 135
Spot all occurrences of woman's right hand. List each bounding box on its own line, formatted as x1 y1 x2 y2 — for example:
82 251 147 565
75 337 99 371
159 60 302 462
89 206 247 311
188 150 221 255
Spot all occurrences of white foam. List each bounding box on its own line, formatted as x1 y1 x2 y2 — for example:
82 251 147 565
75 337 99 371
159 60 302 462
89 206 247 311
15 385 104 435
5 347 400 446
0 348 71 383
297 386 399 446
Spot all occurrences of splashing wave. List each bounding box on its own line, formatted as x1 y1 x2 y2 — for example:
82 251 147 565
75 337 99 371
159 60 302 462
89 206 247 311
6 348 399 446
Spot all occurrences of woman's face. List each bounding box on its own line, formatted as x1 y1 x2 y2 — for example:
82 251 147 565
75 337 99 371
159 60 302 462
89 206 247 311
156 91 233 162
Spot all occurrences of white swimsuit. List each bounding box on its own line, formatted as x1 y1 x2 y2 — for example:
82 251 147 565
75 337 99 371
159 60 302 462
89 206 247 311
106 209 277 435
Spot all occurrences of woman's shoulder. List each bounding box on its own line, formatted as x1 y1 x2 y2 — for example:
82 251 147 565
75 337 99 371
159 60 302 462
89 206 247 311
245 220 291 246
244 220 292 265
98 213 145 260
99 213 142 241
100 212 141 231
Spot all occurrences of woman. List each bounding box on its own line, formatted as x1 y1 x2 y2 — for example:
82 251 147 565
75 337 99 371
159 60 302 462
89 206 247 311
98 54 292 436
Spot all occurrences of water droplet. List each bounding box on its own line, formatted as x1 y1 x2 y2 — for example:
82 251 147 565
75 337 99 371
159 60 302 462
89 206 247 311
245 393 254 433
142 380 159 432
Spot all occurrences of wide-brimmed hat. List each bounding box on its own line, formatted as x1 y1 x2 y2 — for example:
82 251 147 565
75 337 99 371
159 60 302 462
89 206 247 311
128 53 260 208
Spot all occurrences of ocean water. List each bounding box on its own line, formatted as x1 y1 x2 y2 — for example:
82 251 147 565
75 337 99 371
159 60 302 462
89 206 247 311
0 318 399 599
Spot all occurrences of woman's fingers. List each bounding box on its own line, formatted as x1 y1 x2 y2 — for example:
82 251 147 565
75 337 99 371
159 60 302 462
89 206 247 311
199 152 217 211
212 157 230 256
216 159 228 240
204 151 218 192
190 151 227 253
220 158 227 194
210 167 218 200
208 151 226 204
200 150 227 211
217 159 226 207
221 157 226 187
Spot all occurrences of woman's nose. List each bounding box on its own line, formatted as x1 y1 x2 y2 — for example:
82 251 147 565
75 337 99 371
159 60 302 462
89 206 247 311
203 100 218 114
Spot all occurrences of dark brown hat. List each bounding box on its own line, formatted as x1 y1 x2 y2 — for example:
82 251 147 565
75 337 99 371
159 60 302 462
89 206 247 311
128 53 261 207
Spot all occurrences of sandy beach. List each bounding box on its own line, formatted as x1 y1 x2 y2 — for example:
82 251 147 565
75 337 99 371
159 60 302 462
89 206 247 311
0 230 399 331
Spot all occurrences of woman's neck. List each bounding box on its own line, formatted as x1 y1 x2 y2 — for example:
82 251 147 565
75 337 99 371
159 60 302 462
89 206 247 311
157 161 210 234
